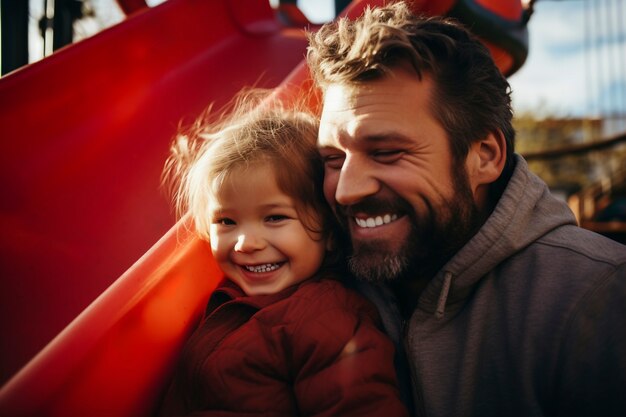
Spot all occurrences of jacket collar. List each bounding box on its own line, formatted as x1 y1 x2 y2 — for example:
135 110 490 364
208 275 323 314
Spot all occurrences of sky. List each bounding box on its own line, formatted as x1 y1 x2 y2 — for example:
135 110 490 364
27 0 626 122
507 0 626 120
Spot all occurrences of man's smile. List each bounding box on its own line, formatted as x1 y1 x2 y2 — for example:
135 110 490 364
354 213 399 228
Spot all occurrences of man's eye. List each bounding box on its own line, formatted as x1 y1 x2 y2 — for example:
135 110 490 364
323 155 345 170
372 150 403 163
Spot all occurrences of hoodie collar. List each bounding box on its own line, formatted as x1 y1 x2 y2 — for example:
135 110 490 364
417 155 577 317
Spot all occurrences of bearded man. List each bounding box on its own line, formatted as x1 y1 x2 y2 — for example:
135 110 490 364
308 2 626 416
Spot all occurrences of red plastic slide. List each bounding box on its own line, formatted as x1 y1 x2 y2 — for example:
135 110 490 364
0 0 528 415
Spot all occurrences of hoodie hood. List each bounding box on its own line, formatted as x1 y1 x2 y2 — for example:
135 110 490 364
417 155 577 317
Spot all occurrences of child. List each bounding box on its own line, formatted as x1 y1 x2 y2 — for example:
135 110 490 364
157 93 409 417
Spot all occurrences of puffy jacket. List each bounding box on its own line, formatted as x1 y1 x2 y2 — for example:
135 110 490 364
158 276 409 417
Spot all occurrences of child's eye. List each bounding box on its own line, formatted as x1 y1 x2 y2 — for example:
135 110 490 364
214 218 235 226
265 214 289 223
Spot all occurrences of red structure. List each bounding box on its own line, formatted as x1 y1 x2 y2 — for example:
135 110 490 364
0 0 529 415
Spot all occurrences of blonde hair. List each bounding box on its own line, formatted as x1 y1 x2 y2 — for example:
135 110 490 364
163 91 333 245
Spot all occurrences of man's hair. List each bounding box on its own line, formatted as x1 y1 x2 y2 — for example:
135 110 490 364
307 1 515 186
163 90 334 246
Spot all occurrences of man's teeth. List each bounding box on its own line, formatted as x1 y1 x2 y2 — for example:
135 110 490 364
355 214 398 228
244 263 280 273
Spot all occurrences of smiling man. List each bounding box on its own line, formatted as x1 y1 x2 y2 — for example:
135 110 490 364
307 2 626 416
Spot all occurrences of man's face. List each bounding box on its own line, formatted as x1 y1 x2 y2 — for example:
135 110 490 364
318 69 481 282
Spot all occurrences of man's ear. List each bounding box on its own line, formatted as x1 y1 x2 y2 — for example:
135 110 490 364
466 129 506 195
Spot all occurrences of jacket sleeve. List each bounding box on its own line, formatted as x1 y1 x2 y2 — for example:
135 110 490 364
554 265 626 416
287 283 409 417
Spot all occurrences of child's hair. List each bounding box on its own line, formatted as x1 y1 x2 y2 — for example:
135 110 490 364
163 90 337 250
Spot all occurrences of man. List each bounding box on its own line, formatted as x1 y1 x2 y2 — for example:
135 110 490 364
307 2 626 416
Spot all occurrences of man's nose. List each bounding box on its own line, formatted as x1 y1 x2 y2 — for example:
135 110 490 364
234 230 265 253
335 155 379 206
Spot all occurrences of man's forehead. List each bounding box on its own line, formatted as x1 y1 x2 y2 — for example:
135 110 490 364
322 81 391 110
322 83 359 111
317 72 438 148
321 69 428 112
318 88 404 147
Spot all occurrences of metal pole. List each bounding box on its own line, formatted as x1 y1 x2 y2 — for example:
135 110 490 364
0 0 30 75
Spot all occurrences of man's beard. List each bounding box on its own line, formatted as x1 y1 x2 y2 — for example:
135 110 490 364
339 165 483 283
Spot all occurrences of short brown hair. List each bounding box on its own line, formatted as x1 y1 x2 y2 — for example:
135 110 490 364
163 91 334 246
307 1 515 185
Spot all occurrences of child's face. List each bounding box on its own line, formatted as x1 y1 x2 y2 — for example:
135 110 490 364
208 164 326 296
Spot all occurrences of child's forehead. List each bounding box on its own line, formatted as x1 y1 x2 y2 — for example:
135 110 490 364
222 160 277 184
210 164 283 203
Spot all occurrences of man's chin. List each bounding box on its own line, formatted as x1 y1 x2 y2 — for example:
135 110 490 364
348 239 410 282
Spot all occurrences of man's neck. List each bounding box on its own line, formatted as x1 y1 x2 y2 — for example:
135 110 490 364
389 276 430 318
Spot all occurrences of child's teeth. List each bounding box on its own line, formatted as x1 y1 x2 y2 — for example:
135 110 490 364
245 263 279 273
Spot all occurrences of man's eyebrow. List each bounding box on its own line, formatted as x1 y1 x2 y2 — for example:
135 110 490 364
356 132 416 147
317 132 415 148
363 133 410 142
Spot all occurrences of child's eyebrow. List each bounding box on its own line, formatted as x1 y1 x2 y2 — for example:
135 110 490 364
259 202 296 211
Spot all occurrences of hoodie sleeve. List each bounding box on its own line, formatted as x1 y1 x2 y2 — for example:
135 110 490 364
287 281 409 417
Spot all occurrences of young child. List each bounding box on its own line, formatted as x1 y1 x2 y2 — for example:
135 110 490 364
157 94 409 417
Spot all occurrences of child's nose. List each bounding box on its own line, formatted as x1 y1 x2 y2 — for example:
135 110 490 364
234 232 265 253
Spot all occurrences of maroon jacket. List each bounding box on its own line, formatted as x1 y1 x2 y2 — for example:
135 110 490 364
158 276 408 416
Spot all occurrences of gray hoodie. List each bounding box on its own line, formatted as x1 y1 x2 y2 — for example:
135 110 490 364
362 155 626 417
